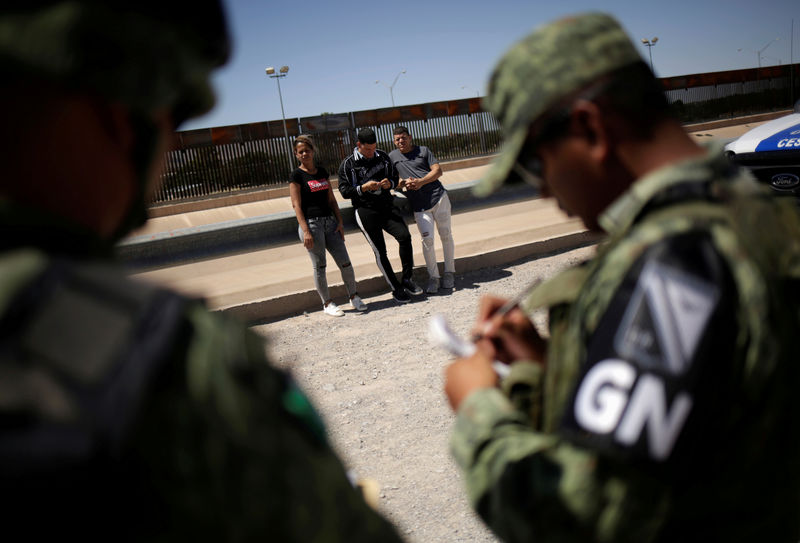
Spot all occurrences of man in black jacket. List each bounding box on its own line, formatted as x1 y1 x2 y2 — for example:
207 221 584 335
338 128 422 303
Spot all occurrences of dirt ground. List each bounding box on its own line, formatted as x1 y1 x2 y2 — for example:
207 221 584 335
252 245 596 542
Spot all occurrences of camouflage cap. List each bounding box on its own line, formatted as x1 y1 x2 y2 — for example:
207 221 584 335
476 13 642 196
0 1 230 123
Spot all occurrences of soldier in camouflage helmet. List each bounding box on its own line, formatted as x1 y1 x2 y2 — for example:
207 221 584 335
445 12 800 542
0 1 402 540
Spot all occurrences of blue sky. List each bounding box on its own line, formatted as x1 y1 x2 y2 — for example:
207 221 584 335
182 0 800 130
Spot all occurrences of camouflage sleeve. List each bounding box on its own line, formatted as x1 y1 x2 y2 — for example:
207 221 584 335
450 385 669 543
451 231 743 542
450 365 603 543
133 303 403 542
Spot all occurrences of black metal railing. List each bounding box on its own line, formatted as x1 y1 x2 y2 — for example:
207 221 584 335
662 65 798 124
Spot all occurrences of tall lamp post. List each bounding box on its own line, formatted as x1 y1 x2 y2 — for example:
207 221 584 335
375 69 406 107
756 37 780 68
265 65 294 173
641 37 658 72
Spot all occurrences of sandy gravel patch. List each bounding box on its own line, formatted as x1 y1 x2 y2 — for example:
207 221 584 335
253 245 596 542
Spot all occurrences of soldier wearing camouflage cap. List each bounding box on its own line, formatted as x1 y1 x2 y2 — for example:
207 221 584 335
0 1 402 540
445 12 800 542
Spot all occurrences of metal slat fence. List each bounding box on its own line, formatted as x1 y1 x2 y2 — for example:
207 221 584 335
366 111 500 162
662 65 797 124
152 64 799 205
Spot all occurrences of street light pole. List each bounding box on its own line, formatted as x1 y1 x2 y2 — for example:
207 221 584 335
375 69 406 107
757 37 780 68
641 37 658 73
265 65 294 173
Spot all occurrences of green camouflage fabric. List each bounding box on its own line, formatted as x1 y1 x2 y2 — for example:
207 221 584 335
0 1 231 238
0 3 402 538
451 146 800 542
0 1 227 121
0 202 403 541
476 13 643 197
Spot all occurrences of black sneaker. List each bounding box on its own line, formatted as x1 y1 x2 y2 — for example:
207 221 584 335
392 288 411 303
401 278 424 296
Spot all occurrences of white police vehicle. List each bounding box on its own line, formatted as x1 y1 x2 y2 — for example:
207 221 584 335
724 99 800 198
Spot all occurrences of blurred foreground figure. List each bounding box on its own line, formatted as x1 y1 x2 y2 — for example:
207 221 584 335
0 2 401 540
445 12 800 543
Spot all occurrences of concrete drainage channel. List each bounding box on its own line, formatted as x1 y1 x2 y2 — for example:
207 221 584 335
116 178 539 269
220 228 602 324
117 179 602 323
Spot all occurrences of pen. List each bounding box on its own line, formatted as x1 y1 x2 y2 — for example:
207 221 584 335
472 278 542 341
428 314 511 379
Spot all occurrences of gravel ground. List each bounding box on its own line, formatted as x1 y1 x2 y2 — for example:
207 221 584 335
252 245 596 542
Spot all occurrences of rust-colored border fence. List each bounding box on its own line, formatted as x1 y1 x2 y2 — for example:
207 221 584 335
152 64 800 205
663 65 798 124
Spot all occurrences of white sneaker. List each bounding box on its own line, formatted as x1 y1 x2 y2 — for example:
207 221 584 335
350 295 368 312
426 276 440 294
324 302 344 317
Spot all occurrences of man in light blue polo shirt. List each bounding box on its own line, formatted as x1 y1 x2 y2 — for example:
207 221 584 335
390 126 455 294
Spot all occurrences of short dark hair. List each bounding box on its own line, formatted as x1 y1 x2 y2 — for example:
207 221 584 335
357 128 377 144
393 126 410 136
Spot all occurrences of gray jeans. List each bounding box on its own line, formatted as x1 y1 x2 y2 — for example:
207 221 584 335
301 216 357 304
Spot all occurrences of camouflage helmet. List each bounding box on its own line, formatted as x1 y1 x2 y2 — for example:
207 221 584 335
476 13 642 196
0 0 230 124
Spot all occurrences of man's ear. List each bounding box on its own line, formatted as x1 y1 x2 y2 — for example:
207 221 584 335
570 100 610 164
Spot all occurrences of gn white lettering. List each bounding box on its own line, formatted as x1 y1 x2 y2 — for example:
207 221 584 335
574 359 693 460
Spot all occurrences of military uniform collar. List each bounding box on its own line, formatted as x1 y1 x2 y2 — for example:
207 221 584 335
598 142 728 235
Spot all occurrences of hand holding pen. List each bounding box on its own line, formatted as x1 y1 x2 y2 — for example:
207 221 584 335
442 280 547 411
471 279 547 365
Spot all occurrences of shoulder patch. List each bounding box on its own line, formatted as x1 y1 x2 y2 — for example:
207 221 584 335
614 260 719 376
560 233 734 464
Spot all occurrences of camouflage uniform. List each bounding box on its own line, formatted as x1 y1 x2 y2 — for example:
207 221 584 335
0 205 403 541
452 143 800 543
0 2 402 541
451 13 800 543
